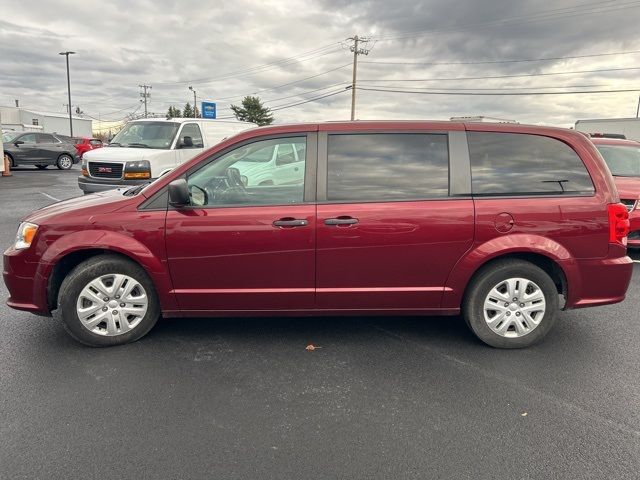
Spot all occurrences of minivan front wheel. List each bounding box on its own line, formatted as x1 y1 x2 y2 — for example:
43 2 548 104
57 255 160 346
463 260 559 348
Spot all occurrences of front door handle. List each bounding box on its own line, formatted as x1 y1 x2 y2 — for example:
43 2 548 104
273 218 308 228
324 216 359 226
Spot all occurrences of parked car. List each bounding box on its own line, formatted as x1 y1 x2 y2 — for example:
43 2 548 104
590 136 640 247
2 132 79 170
74 137 103 158
78 118 252 194
3 121 632 348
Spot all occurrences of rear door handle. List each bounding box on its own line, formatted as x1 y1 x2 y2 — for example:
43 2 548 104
273 218 308 228
324 217 359 226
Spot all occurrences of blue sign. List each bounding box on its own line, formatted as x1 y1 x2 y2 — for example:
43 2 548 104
201 101 217 119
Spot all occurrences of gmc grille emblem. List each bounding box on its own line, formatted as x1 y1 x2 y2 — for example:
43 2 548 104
98 167 112 173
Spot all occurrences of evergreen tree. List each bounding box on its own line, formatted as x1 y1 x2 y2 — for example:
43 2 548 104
183 102 194 118
166 106 182 119
230 96 274 126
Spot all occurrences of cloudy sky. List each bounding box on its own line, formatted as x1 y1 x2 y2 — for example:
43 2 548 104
1 0 640 130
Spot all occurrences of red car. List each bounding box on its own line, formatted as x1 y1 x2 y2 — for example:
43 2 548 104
2 121 632 348
74 137 103 158
590 136 640 248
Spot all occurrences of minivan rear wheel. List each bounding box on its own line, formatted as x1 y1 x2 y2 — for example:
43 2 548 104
463 259 559 348
57 255 160 346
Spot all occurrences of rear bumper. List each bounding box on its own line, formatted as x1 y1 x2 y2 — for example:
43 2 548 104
628 210 640 247
566 253 633 309
78 175 150 194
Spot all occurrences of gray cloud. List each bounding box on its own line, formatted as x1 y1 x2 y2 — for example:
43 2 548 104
1 0 639 129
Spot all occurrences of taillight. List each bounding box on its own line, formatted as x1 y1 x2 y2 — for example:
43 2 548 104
608 203 630 245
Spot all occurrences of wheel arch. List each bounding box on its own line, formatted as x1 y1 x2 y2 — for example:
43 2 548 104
443 235 577 310
40 231 177 313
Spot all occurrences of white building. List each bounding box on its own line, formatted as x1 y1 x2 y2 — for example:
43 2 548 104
0 106 92 137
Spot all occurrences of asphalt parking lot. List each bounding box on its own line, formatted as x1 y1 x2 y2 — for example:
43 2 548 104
1 167 639 479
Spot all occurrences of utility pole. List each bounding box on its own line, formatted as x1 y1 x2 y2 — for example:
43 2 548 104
139 84 152 118
59 51 75 136
189 86 197 117
348 35 370 121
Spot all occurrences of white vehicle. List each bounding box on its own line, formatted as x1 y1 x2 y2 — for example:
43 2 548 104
78 118 253 194
575 117 640 142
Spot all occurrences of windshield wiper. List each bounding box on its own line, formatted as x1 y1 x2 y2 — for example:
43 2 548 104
108 142 122 147
127 143 150 148
122 182 151 196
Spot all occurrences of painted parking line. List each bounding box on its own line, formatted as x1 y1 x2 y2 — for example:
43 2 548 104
39 192 61 202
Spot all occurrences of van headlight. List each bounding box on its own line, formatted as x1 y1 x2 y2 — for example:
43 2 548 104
15 222 38 250
124 160 151 180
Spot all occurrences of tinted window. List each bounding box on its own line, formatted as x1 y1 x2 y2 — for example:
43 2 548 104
187 137 307 207
37 134 55 143
468 132 594 195
180 124 204 148
90 139 102 146
327 133 449 202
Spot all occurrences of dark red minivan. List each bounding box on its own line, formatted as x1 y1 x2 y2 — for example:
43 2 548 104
2 121 633 348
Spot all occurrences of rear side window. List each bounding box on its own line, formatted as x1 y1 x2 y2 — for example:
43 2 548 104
327 133 449 202
468 132 594 196
37 134 55 143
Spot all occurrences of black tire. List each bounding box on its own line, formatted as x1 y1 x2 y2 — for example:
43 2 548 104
36 165 48 170
6 154 15 168
57 255 160 347
462 259 559 348
56 154 73 170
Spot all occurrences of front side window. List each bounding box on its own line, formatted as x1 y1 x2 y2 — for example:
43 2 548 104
327 133 449 202
596 145 640 177
178 124 204 148
110 122 179 149
187 137 307 207
468 132 595 195
18 133 36 143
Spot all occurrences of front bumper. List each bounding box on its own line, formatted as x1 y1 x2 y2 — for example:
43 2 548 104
3 247 50 316
78 175 150 194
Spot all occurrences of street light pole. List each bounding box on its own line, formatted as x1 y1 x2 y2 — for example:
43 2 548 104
189 86 197 117
59 51 76 136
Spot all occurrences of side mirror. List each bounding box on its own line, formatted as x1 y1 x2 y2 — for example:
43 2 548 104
14 140 24 146
179 136 193 148
168 179 190 207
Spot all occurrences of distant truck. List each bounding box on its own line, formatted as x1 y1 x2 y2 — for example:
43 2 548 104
575 118 640 141
78 118 253 194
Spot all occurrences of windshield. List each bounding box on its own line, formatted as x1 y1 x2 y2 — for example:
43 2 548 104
2 132 20 143
596 145 640 177
230 144 275 162
109 122 179 149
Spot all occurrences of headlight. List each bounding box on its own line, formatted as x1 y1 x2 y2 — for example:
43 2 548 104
15 222 38 250
124 160 151 180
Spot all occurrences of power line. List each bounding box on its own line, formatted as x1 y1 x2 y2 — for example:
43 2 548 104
214 63 351 101
360 48 640 66
355 86 640 96
346 35 372 121
154 44 341 86
216 88 349 119
359 66 640 83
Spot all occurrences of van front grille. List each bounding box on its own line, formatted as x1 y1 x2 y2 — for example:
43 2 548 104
89 162 123 179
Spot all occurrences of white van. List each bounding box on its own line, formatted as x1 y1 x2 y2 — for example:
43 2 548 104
78 118 253 194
